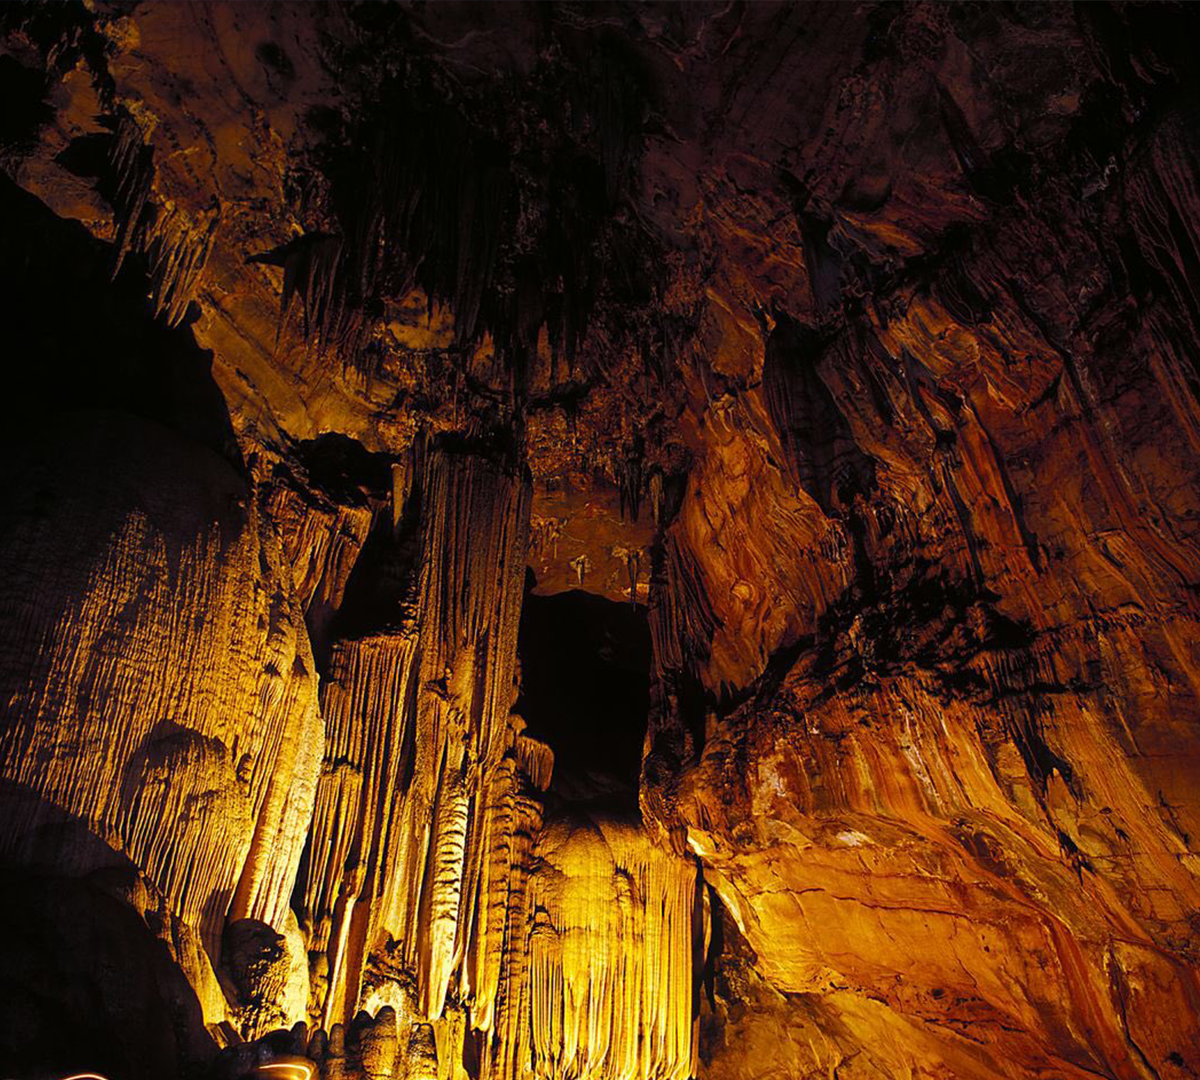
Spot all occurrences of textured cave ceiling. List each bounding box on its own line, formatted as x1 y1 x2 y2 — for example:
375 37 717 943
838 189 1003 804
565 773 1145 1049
2 2 1200 1079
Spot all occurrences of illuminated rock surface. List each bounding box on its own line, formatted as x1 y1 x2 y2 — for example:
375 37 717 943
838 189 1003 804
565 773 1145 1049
2 3 1200 1079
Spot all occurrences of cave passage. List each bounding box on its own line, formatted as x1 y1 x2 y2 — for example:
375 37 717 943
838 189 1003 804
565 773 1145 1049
514 582 651 806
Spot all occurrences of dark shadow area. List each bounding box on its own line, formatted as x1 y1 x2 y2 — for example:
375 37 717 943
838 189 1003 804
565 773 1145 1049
0 786 218 1080
762 313 875 517
0 869 216 1080
273 433 397 667
0 53 53 156
515 581 650 807
291 432 393 506
320 501 421 669
0 172 241 467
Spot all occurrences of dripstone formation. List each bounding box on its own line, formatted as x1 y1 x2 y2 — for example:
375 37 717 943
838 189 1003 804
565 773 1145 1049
2 4 1199 1079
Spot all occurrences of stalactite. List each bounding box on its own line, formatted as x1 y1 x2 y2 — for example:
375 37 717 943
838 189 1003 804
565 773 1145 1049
613 545 641 605
616 442 645 523
391 461 411 537
423 768 471 1019
264 35 657 378
0 415 320 941
648 470 664 528
9 6 1200 1079
487 793 545 1080
108 111 153 277
464 760 517 1036
394 439 532 1022
650 535 720 678
512 724 555 795
300 631 421 957
298 437 535 1035
461 721 556 1040
231 690 326 932
515 818 700 1080
267 479 376 615
248 232 361 356
109 111 221 327
529 515 564 563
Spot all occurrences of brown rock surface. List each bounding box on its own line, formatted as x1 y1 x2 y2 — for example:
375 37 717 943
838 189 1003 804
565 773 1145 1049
2 3 1200 1079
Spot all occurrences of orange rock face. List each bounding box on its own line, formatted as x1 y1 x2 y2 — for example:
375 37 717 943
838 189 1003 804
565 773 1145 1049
2 3 1200 1079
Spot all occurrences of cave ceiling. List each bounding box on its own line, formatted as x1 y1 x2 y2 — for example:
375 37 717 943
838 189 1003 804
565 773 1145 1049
2 2 1200 1079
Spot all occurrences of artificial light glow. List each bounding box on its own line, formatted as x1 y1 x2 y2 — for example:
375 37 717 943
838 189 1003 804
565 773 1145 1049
256 1062 315 1080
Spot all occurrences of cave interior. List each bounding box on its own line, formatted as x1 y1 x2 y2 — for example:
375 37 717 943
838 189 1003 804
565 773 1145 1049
2 3 1200 1080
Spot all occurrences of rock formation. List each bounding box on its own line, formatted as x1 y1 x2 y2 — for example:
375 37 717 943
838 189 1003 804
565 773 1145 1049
2 3 1199 1079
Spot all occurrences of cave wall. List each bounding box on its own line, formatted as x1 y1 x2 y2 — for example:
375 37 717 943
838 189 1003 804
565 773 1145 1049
2 3 1200 1080
0 410 321 939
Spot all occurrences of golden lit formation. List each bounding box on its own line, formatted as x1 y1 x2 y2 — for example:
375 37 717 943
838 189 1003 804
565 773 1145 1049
3 3 1200 1079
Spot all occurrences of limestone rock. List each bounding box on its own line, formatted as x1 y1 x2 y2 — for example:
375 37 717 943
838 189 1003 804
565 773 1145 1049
0 412 321 943
3 4 1200 1080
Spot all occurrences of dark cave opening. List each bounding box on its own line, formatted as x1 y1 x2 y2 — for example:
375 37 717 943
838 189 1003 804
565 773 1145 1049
514 580 651 807
0 172 240 466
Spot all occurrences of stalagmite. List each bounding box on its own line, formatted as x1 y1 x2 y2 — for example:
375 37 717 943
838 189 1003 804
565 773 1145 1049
359 1008 399 1080
403 1023 438 1080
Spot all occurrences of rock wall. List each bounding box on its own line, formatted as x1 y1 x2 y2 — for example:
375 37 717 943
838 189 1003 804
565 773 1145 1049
3 4 1200 1080
0 411 321 941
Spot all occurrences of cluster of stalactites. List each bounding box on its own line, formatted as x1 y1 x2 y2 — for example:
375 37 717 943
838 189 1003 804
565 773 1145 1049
291 438 708 1080
509 819 702 1080
297 439 548 1035
0 419 321 944
109 112 221 327
299 629 422 1028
